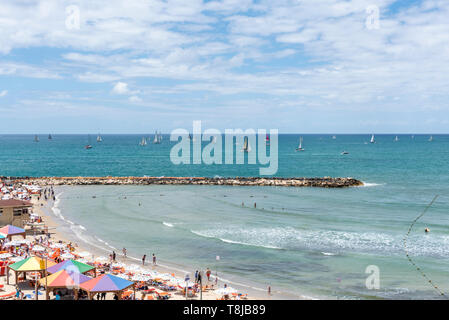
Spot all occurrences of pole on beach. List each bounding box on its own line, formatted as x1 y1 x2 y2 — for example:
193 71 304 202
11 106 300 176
199 271 202 300
185 273 190 300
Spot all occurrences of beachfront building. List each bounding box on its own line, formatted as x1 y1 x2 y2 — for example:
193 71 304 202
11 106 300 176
0 199 33 228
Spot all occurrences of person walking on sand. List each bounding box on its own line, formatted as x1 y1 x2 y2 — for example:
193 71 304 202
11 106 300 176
112 251 116 261
152 253 156 265
142 254 146 266
194 270 199 283
206 268 211 282
123 248 127 258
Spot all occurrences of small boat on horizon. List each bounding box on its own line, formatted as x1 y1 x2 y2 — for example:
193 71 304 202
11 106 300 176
296 137 304 151
429 135 433 142
153 131 162 144
332 135 336 140
341 151 349 155
242 136 251 152
139 137 147 146
34 135 39 142
85 135 92 149
48 134 52 140
97 134 103 142
394 135 399 142
370 134 375 144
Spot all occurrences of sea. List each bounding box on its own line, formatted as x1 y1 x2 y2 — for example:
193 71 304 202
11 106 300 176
1 134 449 299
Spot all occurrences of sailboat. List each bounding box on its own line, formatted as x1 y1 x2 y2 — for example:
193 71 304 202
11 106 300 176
242 136 251 152
429 135 433 142
97 134 103 142
48 134 52 140
332 135 336 140
139 137 147 146
296 137 304 151
394 135 399 142
370 134 375 144
85 135 92 149
153 131 162 144
34 135 39 142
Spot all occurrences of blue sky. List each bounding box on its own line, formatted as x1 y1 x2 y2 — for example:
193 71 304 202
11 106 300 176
0 0 448 134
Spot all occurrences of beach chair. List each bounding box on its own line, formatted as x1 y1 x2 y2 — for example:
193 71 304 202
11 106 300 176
0 292 16 300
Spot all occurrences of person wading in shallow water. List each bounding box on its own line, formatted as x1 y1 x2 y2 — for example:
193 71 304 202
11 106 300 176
142 254 146 266
152 253 156 265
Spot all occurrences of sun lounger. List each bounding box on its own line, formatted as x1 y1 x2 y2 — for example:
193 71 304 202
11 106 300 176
0 292 16 300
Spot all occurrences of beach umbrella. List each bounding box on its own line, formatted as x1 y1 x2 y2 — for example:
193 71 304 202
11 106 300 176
39 269 91 288
131 274 151 282
3 240 21 247
32 245 46 252
177 281 195 288
77 251 91 258
0 225 26 238
0 253 13 259
61 253 75 260
50 243 66 249
8 256 56 272
9 256 24 262
79 274 134 293
0 234 4 240
216 287 237 295
46 259 95 275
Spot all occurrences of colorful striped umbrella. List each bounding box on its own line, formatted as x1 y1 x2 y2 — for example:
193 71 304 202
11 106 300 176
0 225 25 237
47 259 95 274
79 274 134 292
39 270 91 288
8 256 56 271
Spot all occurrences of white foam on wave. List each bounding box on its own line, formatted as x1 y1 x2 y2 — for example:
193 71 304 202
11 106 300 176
163 222 174 228
191 226 449 258
191 229 283 250
360 182 385 187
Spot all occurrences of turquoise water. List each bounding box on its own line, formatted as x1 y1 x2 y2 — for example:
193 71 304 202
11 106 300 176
2 134 449 299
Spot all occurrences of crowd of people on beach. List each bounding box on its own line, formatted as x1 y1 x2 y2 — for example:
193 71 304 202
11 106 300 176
0 180 250 301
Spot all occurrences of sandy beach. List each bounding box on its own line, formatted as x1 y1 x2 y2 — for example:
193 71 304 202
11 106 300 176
0 190 266 300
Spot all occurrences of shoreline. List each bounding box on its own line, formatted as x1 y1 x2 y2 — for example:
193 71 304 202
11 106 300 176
36 187 305 300
3 176 363 188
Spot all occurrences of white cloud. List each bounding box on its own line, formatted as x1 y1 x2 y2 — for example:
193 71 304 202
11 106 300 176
112 82 131 95
129 96 142 103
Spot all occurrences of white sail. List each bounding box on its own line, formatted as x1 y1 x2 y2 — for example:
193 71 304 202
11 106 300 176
370 134 375 143
242 137 251 152
429 135 433 142
296 137 304 151
394 135 399 142
97 134 102 142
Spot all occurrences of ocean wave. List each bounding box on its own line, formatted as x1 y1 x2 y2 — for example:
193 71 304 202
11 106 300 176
360 182 385 187
191 226 449 258
163 222 174 228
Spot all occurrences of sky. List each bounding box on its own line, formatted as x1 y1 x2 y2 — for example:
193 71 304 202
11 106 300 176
0 0 448 134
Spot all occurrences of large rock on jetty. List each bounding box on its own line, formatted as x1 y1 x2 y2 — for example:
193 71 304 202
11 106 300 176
1 176 364 188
